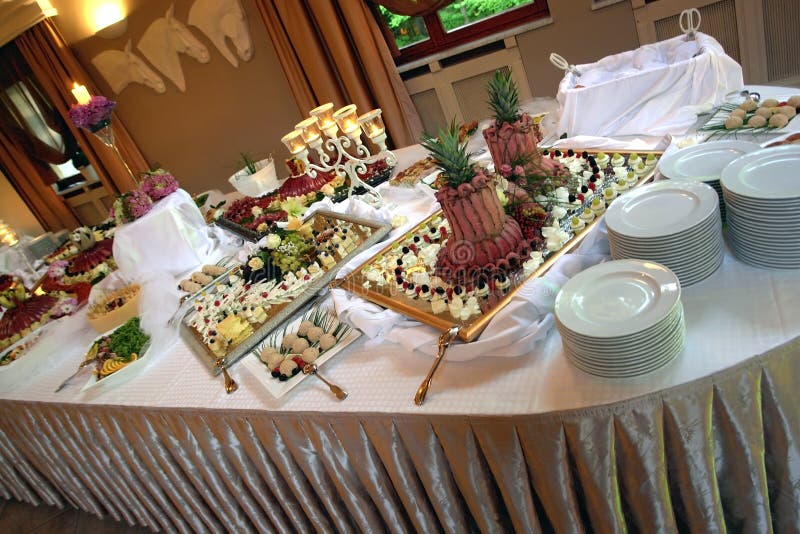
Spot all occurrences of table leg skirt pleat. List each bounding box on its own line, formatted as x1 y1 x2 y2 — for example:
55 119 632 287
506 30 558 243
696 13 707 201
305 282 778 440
0 337 798 533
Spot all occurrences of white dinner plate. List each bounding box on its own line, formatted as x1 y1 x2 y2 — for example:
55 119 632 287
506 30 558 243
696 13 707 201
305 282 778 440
606 216 720 249
564 324 684 368
723 201 800 220
728 245 800 269
241 312 361 399
554 259 681 339
559 307 684 358
609 225 722 255
556 302 682 348
722 192 800 211
566 329 685 377
660 140 761 182
726 219 800 245
605 181 719 239
720 145 800 200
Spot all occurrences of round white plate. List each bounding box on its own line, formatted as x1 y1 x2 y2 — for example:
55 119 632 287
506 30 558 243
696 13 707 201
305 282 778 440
560 308 683 357
565 326 684 368
566 333 684 377
606 181 719 239
729 247 800 269
660 140 761 182
609 226 722 255
607 213 720 244
720 145 800 200
555 259 681 338
557 303 682 348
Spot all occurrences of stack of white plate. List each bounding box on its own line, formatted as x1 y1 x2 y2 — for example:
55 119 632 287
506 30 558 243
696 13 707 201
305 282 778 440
554 260 684 378
721 145 800 269
659 140 761 220
605 181 724 286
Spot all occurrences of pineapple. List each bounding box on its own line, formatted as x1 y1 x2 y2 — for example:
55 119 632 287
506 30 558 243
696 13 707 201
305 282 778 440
421 121 474 188
487 69 520 126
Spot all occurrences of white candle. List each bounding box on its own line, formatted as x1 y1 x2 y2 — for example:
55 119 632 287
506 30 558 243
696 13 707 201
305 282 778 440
71 83 91 105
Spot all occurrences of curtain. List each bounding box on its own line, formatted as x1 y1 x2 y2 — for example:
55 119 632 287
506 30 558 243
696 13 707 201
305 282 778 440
368 0 454 17
14 19 147 194
255 0 423 148
0 132 79 232
0 40 78 184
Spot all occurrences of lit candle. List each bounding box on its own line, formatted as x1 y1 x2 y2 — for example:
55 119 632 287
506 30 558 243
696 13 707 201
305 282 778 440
296 117 322 146
71 82 92 105
310 103 338 138
333 104 362 140
281 130 307 155
358 109 385 139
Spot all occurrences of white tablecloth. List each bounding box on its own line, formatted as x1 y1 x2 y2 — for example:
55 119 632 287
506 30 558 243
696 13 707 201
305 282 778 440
112 189 217 280
1 147 798 414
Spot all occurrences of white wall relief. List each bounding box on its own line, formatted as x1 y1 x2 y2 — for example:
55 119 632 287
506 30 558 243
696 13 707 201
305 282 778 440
137 4 209 92
188 0 253 68
91 40 166 95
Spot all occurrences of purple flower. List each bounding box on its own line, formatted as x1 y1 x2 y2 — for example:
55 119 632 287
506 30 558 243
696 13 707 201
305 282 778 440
124 188 153 219
140 170 179 201
68 95 116 130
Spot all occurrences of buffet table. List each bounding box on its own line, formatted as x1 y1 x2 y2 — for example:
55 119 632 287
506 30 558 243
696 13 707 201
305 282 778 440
2 99 800 531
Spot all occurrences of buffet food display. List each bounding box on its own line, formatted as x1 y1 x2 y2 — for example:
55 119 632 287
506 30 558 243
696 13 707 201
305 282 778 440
241 306 360 398
180 210 390 373
340 147 659 341
80 317 150 390
701 94 800 135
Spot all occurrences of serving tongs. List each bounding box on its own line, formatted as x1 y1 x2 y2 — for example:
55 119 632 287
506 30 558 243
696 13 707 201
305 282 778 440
414 326 460 406
54 342 99 393
303 362 348 400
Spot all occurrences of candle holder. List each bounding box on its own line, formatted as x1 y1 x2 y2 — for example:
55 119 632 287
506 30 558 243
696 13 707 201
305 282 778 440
291 104 397 206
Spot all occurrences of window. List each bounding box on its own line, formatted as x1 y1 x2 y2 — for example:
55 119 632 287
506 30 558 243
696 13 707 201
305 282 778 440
375 0 550 65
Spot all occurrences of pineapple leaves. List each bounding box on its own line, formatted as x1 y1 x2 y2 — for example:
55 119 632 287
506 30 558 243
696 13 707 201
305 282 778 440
421 120 475 188
487 69 521 125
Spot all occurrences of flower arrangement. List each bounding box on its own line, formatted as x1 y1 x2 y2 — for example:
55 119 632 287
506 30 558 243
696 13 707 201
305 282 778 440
140 169 179 201
109 189 153 224
67 95 116 132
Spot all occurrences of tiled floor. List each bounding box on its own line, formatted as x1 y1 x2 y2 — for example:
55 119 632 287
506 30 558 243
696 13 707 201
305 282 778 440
0 499 151 533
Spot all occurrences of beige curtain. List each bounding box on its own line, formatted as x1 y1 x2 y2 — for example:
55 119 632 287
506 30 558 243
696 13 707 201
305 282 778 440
14 19 147 194
0 132 79 231
255 0 423 148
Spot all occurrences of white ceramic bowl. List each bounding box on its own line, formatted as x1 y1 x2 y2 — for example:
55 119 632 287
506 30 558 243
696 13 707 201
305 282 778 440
228 158 280 197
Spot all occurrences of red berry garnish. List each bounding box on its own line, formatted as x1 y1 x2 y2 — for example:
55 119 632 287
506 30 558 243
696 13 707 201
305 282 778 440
588 182 596 191
214 300 220 307
577 194 585 202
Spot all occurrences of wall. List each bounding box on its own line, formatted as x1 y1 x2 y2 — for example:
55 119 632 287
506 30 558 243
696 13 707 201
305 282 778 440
0 171 45 238
50 0 302 196
517 0 640 96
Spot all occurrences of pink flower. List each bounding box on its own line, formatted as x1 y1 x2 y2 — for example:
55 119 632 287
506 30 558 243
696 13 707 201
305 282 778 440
500 164 513 177
68 96 115 130
124 189 153 219
140 169 179 201
513 165 525 177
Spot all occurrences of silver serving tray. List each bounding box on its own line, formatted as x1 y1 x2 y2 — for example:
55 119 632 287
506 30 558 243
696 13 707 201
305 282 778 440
179 209 391 375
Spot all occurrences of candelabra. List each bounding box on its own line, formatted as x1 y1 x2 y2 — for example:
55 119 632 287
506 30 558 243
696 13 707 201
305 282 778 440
282 104 396 207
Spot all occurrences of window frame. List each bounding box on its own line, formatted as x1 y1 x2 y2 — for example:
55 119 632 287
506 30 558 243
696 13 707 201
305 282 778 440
373 1 551 65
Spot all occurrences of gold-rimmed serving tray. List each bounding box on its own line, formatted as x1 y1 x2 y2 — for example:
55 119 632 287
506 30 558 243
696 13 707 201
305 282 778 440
340 150 662 343
180 209 391 374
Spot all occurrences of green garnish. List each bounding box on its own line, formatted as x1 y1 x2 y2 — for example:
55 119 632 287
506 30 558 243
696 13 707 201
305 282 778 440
107 317 149 361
